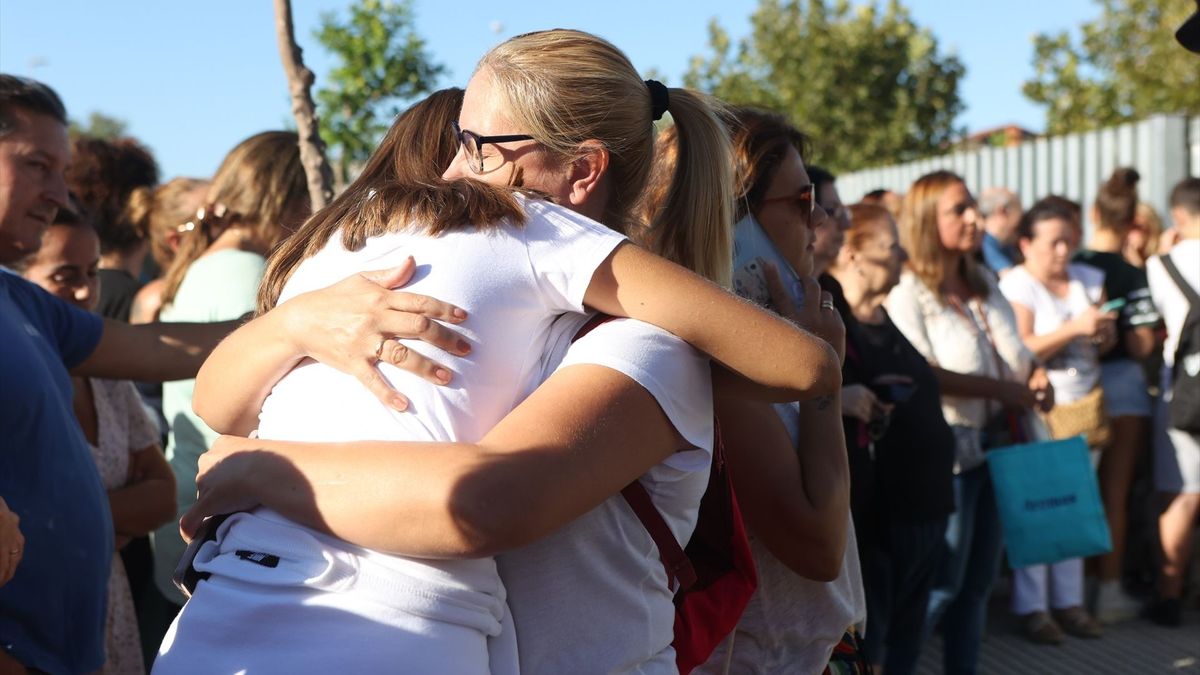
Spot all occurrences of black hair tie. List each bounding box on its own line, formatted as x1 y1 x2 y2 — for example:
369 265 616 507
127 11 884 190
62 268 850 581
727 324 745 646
644 79 669 121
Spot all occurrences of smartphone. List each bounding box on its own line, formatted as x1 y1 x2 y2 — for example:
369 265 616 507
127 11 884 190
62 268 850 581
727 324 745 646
871 381 918 404
732 213 805 309
1099 298 1126 314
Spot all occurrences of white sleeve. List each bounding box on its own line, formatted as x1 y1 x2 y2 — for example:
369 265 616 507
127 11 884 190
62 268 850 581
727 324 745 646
885 276 936 363
520 198 627 313
556 319 714 456
998 267 1037 310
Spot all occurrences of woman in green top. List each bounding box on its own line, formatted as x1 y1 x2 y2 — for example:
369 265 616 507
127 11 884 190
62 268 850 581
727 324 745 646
152 131 309 608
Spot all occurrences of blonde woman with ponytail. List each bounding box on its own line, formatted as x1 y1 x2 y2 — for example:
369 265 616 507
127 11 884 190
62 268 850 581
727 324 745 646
162 32 841 674
150 131 308 610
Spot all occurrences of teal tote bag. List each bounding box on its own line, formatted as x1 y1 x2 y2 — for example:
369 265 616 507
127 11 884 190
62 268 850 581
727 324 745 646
986 436 1112 568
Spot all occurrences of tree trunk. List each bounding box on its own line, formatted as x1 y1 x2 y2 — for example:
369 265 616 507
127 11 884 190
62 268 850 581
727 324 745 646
273 0 334 211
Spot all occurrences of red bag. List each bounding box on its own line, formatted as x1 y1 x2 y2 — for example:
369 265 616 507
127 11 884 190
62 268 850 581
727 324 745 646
623 423 758 674
574 315 758 673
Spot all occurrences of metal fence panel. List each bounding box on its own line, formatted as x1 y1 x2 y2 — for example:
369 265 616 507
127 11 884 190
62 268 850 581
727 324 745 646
839 115 1196 226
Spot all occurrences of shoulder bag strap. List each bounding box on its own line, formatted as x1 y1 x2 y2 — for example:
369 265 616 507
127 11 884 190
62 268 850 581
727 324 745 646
1161 254 1200 310
621 480 697 592
572 314 697 592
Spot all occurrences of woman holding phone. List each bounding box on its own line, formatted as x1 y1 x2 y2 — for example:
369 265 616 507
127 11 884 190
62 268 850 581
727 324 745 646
999 199 1111 643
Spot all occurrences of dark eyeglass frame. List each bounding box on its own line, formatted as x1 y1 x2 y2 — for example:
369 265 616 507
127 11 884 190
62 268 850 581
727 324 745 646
452 122 536 174
760 183 816 229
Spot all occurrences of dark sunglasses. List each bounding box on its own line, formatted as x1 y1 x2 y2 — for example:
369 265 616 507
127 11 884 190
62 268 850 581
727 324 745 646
761 183 816 229
758 183 816 228
452 122 536 174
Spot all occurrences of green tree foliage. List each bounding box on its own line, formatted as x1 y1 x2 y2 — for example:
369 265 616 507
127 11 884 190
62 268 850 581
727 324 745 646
685 0 965 172
1023 0 1200 135
68 112 128 140
314 0 444 186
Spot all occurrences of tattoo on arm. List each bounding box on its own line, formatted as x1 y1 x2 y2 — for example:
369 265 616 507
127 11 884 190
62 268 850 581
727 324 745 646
814 394 834 411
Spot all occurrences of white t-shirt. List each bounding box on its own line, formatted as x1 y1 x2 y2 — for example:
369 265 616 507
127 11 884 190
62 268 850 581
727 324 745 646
1147 240 1200 367
999 264 1105 404
498 314 714 675
886 271 1035 429
174 198 625 673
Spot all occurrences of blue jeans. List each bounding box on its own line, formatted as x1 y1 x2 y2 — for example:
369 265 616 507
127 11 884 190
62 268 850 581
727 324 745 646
924 465 1004 675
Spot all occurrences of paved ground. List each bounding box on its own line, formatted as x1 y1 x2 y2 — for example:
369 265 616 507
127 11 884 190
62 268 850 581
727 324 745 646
915 609 1200 674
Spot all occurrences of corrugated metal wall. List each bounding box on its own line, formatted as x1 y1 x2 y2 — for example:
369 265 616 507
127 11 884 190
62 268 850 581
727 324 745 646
838 114 1196 237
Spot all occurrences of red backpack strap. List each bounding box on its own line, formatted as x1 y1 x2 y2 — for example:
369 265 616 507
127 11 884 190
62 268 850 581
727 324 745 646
572 313 699 591
622 481 698 592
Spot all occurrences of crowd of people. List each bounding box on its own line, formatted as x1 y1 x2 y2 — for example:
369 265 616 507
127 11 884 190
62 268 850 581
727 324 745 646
0 24 1198 675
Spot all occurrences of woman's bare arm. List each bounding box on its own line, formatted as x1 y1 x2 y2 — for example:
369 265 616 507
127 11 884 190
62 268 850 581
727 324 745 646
184 364 685 558
109 445 176 538
585 244 841 402
717 392 849 582
193 260 473 435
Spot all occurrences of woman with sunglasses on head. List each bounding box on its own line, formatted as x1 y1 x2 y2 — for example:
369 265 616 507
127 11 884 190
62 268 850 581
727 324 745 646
826 203 956 675
158 32 840 674
885 171 1051 675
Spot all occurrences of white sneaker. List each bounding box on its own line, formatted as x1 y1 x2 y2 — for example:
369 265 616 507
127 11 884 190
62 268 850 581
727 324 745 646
1094 581 1140 624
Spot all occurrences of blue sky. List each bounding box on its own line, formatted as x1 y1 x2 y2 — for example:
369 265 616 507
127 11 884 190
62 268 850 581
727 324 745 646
0 0 1098 178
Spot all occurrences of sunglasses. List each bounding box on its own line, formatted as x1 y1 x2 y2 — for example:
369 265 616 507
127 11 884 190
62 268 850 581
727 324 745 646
761 183 816 229
452 122 536 174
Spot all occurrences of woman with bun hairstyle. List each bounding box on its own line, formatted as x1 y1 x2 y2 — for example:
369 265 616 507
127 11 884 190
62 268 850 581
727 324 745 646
65 136 159 321
150 131 309 612
886 170 1051 675
161 32 840 674
1073 167 1161 622
127 178 211 324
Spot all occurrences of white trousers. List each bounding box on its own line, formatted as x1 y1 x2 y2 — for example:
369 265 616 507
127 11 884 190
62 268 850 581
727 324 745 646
1011 557 1084 614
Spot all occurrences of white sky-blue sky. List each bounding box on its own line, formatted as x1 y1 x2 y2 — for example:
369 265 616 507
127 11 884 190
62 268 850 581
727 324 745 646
0 0 1098 178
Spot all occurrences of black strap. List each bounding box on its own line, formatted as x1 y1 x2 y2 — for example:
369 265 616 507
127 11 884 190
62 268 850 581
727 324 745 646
1161 253 1200 310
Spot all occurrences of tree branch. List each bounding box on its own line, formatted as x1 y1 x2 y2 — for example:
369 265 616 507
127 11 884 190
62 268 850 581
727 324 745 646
274 0 334 211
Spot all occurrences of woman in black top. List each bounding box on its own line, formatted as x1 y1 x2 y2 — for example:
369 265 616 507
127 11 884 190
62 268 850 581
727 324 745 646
826 203 956 675
1073 168 1161 622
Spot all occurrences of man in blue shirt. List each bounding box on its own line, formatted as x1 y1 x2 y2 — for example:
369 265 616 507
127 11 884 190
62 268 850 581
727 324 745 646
0 75 232 675
978 187 1022 276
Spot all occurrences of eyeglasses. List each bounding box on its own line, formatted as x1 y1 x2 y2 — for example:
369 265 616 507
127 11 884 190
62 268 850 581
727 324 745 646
452 122 536 175
761 183 815 229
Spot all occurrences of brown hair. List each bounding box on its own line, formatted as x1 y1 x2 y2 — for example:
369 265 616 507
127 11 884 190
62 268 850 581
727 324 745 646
256 88 526 313
723 107 811 223
1094 167 1140 233
65 136 159 254
899 170 989 299
479 29 733 285
844 203 896 254
125 177 210 269
0 74 67 134
162 131 307 305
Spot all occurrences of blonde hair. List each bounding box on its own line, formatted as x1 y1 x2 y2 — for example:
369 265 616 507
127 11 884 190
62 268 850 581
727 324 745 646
480 29 733 285
162 131 308 305
125 177 210 269
1133 201 1162 258
899 170 989 299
